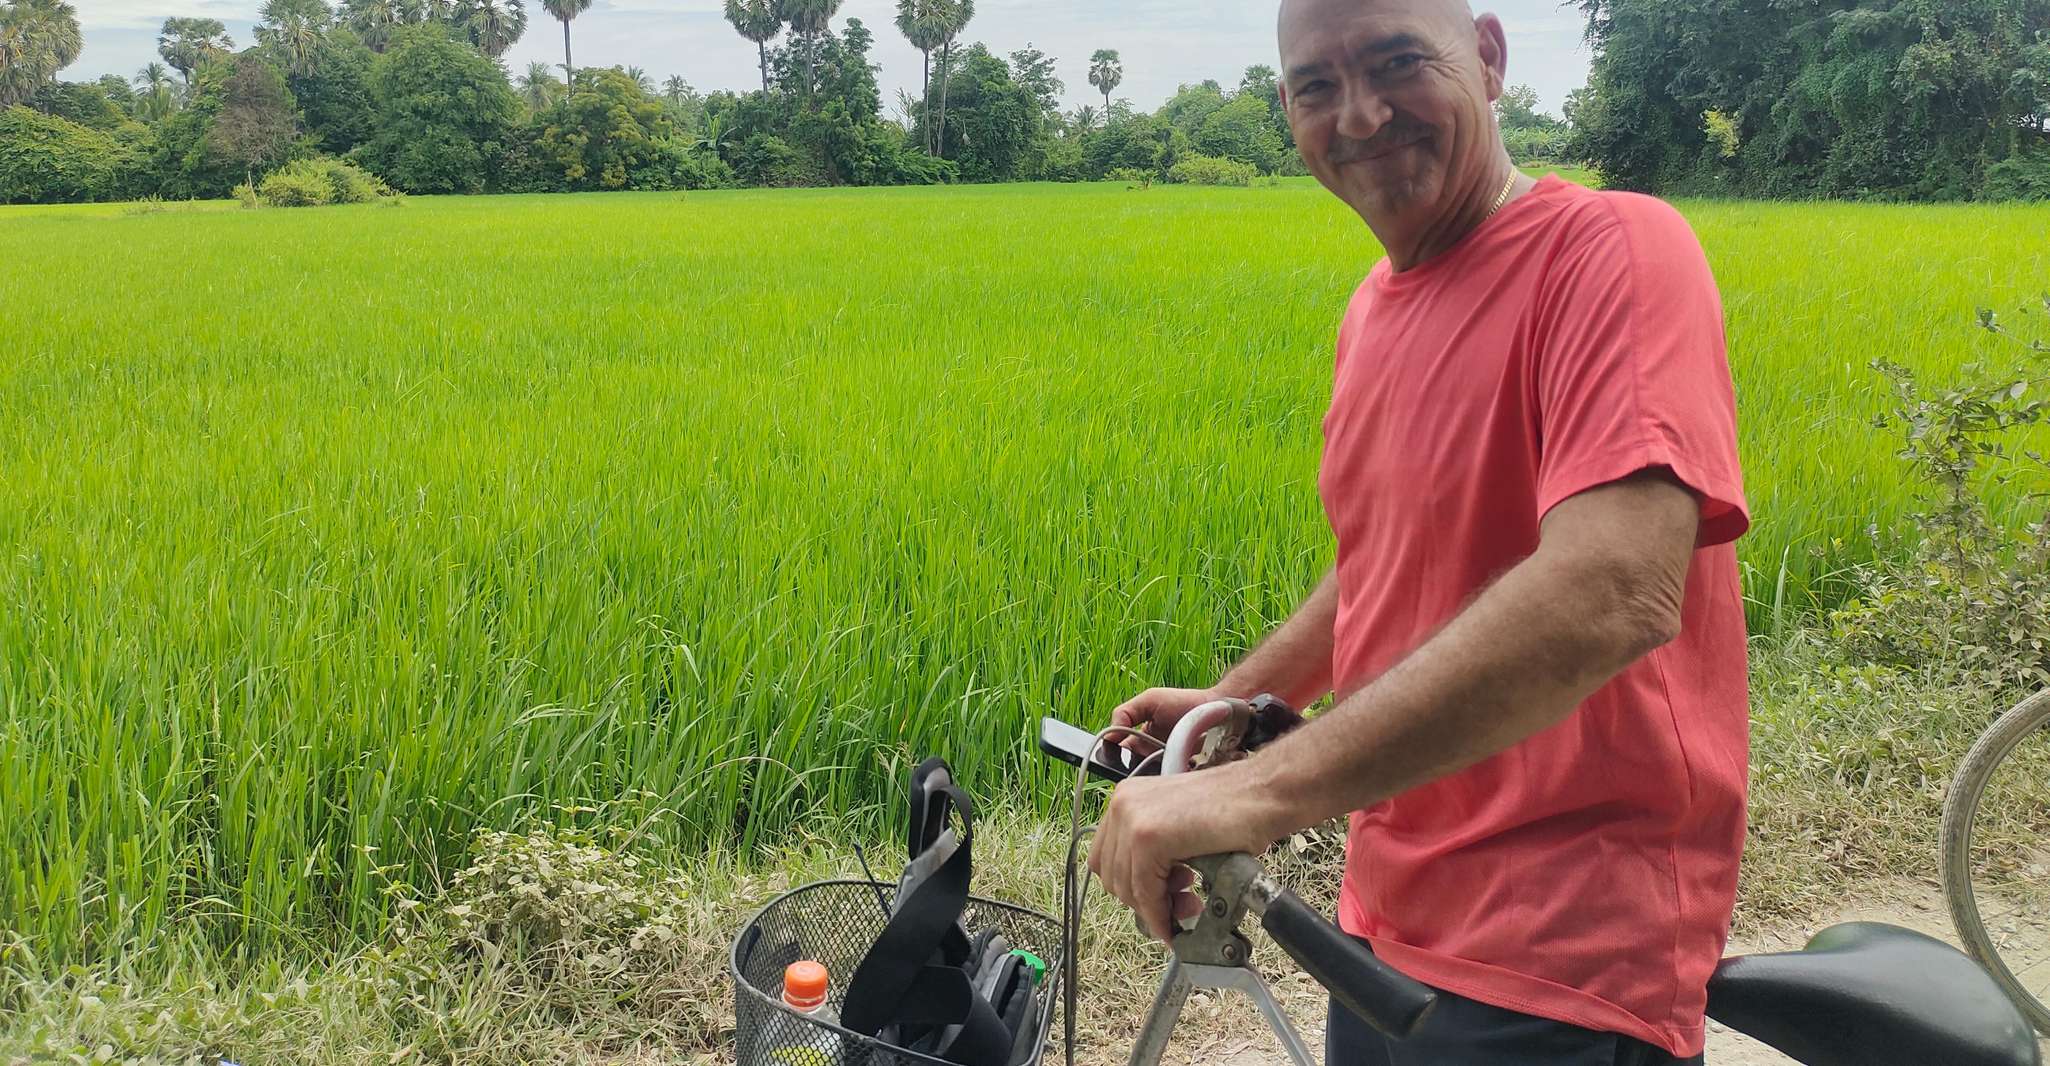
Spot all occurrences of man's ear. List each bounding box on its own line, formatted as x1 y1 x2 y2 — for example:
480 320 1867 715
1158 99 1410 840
1475 13 1508 101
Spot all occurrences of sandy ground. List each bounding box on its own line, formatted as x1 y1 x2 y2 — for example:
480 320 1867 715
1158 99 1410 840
1072 878 2040 1066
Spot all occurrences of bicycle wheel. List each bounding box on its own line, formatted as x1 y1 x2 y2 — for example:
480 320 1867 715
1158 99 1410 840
1943 687 2050 1036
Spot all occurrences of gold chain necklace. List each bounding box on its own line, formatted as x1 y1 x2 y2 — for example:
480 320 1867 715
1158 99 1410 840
1483 170 1518 221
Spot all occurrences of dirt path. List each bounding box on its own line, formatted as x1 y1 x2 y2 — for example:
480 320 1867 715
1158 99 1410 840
1074 878 2031 1065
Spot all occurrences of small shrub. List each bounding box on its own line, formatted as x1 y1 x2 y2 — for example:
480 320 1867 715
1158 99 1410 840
233 183 260 209
1105 165 1154 188
1167 154 1258 187
1829 299 2050 689
259 167 336 207
1982 149 2050 203
255 156 394 207
374 823 731 1049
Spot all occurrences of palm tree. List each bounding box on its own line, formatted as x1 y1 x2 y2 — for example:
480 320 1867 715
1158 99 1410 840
458 0 526 59
1070 103 1099 135
133 60 178 120
893 0 945 153
341 0 401 50
515 58 559 110
625 64 653 92
538 0 591 81
661 74 691 106
256 0 332 76
157 16 234 87
397 0 456 23
721 0 779 95
775 0 839 97
1087 48 1122 112
0 0 82 108
932 0 971 157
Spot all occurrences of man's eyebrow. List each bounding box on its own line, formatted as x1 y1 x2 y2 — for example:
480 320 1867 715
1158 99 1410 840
1286 33 1428 80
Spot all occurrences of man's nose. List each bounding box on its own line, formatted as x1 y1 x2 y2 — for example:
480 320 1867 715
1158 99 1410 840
1335 80 1393 142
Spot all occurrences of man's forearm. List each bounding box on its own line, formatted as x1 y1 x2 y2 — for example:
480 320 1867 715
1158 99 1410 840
1238 550 1676 838
1215 568 1337 709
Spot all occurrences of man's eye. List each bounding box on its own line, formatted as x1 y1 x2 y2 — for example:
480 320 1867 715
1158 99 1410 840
1385 54 1424 75
1296 81 1332 97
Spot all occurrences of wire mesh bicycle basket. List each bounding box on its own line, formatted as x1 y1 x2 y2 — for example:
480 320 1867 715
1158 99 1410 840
731 880 1063 1066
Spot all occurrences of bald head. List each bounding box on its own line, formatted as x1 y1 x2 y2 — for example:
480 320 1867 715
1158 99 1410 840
1278 0 1477 59
1272 0 1511 255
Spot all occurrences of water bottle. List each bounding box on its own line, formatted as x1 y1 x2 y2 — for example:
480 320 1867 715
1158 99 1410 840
764 960 843 1066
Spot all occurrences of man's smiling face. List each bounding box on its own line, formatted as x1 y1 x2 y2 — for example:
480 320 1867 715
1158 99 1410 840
1278 0 1505 227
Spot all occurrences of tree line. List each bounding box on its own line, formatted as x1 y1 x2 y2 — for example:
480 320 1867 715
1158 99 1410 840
0 0 1337 204
16 0 2042 205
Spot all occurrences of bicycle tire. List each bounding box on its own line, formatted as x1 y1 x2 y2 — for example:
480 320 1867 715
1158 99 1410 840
1941 687 2050 1036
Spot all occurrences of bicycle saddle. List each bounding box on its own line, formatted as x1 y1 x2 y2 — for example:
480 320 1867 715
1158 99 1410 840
1705 921 2039 1066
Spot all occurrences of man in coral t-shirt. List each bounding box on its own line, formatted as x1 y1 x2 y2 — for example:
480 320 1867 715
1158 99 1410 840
1087 0 1748 1063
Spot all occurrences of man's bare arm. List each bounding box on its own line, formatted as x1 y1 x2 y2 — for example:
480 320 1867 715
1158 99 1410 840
1091 469 1704 939
1218 568 1338 708
1237 470 1701 838
1110 569 1337 744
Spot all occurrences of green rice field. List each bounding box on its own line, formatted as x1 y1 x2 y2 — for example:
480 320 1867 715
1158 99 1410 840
2 177 2047 968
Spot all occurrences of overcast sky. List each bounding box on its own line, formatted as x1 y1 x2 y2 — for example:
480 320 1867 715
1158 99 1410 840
68 0 1593 117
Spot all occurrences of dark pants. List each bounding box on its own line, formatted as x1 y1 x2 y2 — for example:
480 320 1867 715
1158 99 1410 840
1327 964 1703 1066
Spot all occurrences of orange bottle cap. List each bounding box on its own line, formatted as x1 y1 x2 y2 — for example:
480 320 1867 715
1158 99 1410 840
783 960 829 1010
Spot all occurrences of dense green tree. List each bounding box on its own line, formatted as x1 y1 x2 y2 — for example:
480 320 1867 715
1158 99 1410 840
1572 0 2050 199
94 73 137 117
723 0 781 94
1081 110 1164 177
1237 63 1293 154
27 79 122 127
1 0 81 108
1086 48 1121 111
0 104 120 201
1157 80 1225 139
207 52 298 185
1008 43 1059 115
533 66 675 188
1195 91 1284 173
292 28 376 154
933 44 1036 180
158 17 234 87
539 0 591 80
1494 83 1545 129
357 23 518 192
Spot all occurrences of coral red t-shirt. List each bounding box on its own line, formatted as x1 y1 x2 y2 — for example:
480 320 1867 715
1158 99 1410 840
1321 176 1750 1057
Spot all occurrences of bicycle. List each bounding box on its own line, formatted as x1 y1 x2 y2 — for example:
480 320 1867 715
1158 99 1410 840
1944 687 2050 1036
1052 696 2039 1066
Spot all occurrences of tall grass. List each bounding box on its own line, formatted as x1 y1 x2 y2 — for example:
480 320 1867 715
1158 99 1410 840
1 181 2045 968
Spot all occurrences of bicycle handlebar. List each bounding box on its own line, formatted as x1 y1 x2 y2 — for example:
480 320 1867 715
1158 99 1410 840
1255 879 1437 1038
1182 851 1436 1038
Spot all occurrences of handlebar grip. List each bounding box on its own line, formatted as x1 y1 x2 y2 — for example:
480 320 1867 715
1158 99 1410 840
1258 886 1437 1038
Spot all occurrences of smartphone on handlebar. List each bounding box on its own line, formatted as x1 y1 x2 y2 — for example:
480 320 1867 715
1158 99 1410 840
1038 716 1153 782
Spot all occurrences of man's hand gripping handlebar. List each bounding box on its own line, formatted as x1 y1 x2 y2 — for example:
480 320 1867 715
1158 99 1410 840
1150 697 1437 1050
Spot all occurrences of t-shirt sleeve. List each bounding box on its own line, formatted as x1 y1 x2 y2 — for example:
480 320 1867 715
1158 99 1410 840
1530 197 1749 548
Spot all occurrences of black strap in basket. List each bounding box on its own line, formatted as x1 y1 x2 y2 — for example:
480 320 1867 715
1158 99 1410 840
842 757 1017 1066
